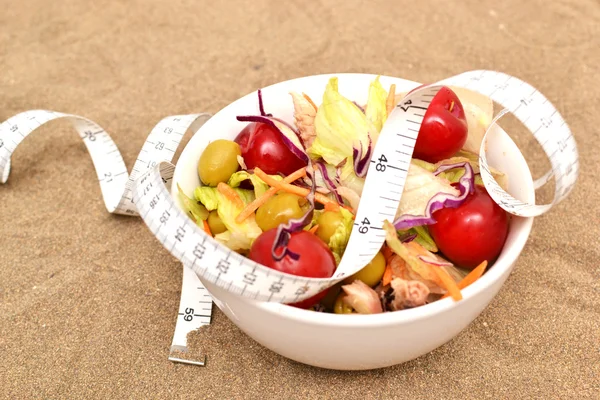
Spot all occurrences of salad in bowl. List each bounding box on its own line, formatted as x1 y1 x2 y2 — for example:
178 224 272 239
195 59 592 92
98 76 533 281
172 73 534 370
178 76 511 314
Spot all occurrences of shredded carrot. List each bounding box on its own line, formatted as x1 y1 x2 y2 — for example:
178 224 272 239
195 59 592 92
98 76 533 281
254 168 340 210
302 92 318 111
458 260 488 289
440 260 488 299
324 202 338 212
432 266 462 301
217 182 245 209
308 224 319 234
341 204 354 214
235 167 307 224
202 220 212 236
382 261 393 286
381 245 393 261
386 84 397 116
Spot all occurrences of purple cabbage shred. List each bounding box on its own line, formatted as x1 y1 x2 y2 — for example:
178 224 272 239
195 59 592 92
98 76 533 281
271 165 317 261
392 161 475 230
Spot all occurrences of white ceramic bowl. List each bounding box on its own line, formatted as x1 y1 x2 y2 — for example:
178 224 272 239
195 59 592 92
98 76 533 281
171 73 535 370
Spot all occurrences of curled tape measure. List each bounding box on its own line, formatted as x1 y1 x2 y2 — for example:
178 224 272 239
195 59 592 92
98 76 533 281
1 70 579 365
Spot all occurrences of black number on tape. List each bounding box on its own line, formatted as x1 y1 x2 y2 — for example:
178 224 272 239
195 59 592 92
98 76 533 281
520 98 534 107
164 127 173 134
269 282 284 294
243 272 257 285
175 226 186 242
193 243 205 259
358 217 370 234
375 154 387 172
540 117 552 128
149 194 160 209
84 130 96 141
10 125 18 132
0 139 4 148
104 172 112 183
216 259 230 275
159 210 170 225
295 286 309 296
558 139 568 152
143 182 153 196
399 100 412 112
184 307 194 322
147 160 157 169
155 142 165 150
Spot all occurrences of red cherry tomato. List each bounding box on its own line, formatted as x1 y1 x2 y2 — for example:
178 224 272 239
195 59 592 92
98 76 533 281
411 86 468 163
428 184 509 269
248 228 336 309
235 122 307 176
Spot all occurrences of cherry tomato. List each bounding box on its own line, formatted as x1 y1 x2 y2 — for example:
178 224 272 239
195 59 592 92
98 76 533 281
235 122 307 176
248 228 336 309
428 184 509 269
411 86 468 163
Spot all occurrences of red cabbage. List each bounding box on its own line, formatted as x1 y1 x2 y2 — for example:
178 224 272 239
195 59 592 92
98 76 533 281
417 255 453 267
393 161 474 230
271 165 317 261
353 101 365 113
316 161 343 203
352 136 373 178
399 232 417 243
257 89 272 117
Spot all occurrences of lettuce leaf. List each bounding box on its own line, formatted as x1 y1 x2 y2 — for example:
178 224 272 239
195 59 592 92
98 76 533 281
399 225 438 253
177 183 209 224
194 185 262 250
365 76 389 132
337 158 366 196
194 186 219 210
395 162 460 220
309 77 376 166
194 186 255 210
227 170 282 198
413 153 509 192
327 207 354 265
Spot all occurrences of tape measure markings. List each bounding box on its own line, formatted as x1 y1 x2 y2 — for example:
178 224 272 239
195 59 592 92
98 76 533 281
1 109 215 363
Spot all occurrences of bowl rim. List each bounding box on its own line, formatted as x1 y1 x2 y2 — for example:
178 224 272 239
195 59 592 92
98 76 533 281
173 72 536 328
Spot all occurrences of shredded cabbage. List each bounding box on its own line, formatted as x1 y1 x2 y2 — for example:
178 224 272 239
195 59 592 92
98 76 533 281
327 207 354 264
337 158 366 196
399 225 438 253
309 77 376 166
227 170 282 198
365 76 389 133
383 221 466 295
177 183 208 225
394 162 459 220
194 185 262 250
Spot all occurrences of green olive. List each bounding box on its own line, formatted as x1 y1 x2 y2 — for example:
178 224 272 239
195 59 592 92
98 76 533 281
197 139 241 187
207 210 227 235
344 251 386 287
255 193 310 232
315 210 344 244
333 293 354 314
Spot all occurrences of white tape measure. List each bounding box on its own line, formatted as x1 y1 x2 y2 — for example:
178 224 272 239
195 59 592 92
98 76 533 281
0 70 579 365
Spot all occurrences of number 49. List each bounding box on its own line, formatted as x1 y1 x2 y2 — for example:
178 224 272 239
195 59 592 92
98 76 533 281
358 217 370 234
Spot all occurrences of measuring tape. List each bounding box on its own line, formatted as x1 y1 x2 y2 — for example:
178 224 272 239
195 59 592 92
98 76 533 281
1 70 579 365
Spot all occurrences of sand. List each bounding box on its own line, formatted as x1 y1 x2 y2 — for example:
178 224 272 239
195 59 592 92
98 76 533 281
1 0 599 398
